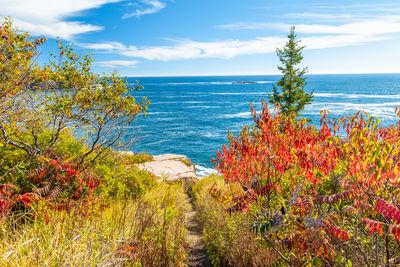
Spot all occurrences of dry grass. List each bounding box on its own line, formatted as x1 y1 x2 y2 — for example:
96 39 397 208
0 182 190 267
192 175 277 267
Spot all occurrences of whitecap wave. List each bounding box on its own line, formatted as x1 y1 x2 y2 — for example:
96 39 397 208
314 93 400 99
167 82 233 85
152 117 175 122
182 101 211 104
210 92 265 95
184 105 220 109
203 132 223 138
147 112 173 115
219 112 252 118
196 165 218 177
306 102 400 119
166 81 274 86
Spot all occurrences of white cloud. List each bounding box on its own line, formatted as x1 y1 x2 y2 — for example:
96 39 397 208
121 38 285 60
217 22 284 30
80 32 392 62
95 60 139 68
283 12 362 21
80 38 283 61
78 7 400 62
217 16 400 36
122 0 166 19
0 0 121 39
79 41 127 50
294 18 400 35
303 34 391 50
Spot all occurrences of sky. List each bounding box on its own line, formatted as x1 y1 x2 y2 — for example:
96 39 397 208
1 0 400 76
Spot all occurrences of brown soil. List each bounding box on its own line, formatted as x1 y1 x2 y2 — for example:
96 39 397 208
186 199 211 267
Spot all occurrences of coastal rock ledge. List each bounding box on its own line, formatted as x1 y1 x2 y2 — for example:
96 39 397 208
135 153 198 182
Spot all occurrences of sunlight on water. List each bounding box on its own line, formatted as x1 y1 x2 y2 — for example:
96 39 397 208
128 74 400 174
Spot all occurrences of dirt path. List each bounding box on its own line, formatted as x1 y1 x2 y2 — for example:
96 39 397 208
186 199 211 267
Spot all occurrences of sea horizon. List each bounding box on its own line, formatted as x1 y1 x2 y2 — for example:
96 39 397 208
127 72 400 78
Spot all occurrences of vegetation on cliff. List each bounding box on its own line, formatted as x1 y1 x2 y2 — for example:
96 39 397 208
0 18 192 266
3 16 400 267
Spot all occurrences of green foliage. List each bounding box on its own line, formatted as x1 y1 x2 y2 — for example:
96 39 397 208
268 26 313 115
124 152 154 164
0 18 152 218
94 152 157 199
0 18 148 162
180 158 194 167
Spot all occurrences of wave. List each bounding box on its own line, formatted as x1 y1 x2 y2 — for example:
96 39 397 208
151 101 209 104
151 117 176 122
314 93 400 99
147 112 173 115
196 165 218 177
184 105 220 109
306 102 400 119
202 132 223 138
167 82 232 85
182 101 211 104
219 112 252 119
166 81 274 86
210 92 266 95
310 102 400 108
150 102 182 104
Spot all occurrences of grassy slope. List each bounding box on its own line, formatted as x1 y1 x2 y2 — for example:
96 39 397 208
191 175 277 267
0 182 190 266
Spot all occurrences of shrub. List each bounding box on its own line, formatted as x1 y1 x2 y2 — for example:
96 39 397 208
192 175 277 266
125 152 154 164
212 102 400 266
0 18 150 221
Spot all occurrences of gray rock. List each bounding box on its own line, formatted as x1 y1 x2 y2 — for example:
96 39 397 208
135 153 198 182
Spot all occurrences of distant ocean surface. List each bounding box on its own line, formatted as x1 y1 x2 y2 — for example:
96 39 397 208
127 74 400 176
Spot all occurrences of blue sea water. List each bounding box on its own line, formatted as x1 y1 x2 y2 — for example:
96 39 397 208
127 74 400 176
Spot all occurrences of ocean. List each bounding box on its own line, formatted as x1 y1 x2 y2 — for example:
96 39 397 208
127 74 400 176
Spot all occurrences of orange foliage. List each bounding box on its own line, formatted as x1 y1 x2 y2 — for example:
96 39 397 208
213 101 400 265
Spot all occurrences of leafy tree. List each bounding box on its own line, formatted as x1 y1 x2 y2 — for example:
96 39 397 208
0 17 149 162
0 17 149 209
269 26 313 115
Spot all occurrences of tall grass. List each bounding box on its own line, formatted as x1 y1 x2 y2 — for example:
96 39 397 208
0 182 190 266
192 175 277 267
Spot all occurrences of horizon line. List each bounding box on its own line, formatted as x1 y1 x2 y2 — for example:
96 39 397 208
122 72 400 78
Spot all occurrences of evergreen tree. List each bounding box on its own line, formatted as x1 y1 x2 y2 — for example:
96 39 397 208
269 26 313 115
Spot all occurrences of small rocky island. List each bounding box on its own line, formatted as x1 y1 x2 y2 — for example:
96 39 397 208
231 81 258 84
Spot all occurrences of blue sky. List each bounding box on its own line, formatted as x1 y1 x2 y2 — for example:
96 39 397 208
2 0 400 76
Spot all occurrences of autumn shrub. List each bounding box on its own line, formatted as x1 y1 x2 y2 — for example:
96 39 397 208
0 18 150 223
0 181 190 266
212 102 400 266
192 175 277 266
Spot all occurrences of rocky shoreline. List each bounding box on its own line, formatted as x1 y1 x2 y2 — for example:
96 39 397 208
122 152 198 182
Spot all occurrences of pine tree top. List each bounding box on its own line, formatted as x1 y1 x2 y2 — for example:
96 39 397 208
268 26 313 116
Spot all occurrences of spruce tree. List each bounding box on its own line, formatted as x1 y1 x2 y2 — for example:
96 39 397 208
269 26 313 116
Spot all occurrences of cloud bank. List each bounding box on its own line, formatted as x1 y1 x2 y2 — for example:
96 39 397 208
79 31 392 62
0 0 120 39
80 13 397 62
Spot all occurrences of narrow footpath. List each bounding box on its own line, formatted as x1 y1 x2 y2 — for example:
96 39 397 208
186 199 211 267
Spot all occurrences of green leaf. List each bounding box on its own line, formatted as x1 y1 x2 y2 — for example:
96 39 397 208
335 255 345 265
